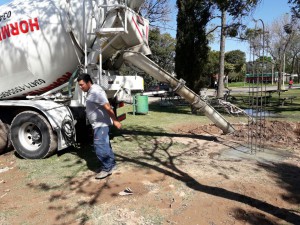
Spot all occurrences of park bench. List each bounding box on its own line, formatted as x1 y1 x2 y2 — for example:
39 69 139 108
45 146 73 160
239 95 271 105
279 96 297 106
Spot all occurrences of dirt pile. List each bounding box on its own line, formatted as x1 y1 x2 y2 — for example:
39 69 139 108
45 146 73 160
177 120 300 150
231 120 300 150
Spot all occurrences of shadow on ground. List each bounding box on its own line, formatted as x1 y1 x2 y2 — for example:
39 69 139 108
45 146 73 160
24 125 300 224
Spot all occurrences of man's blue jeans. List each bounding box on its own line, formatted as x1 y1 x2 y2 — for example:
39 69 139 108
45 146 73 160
94 126 115 172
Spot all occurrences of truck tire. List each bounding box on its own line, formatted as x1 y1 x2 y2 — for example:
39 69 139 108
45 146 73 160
10 111 57 159
0 120 10 154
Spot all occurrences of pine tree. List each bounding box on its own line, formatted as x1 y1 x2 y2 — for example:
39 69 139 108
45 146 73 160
175 0 211 91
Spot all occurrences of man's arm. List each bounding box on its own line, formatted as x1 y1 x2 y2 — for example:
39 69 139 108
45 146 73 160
103 102 122 129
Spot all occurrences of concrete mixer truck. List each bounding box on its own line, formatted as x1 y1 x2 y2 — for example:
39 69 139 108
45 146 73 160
0 0 234 159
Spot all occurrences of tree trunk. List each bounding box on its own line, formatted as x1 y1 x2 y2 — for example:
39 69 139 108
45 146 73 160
278 60 283 91
297 57 300 83
291 54 296 74
217 9 226 98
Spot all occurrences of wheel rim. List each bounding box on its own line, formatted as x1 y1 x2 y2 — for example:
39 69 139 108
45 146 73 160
18 122 42 151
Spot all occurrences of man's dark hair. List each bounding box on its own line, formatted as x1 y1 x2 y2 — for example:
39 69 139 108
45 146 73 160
77 73 93 84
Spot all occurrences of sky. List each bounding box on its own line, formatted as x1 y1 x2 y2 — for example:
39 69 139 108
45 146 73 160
213 0 291 59
0 0 9 5
0 0 292 58
164 0 291 60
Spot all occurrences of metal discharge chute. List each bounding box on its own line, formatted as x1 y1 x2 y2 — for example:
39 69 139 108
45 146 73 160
123 51 235 134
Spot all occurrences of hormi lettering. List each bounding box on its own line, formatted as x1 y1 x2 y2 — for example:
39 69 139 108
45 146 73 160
0 17 39 41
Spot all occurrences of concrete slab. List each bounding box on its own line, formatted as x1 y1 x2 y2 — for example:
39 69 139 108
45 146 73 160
217 146 293 163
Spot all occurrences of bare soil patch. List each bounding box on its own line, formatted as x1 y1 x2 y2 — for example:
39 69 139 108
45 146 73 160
1 120 300 225
174 120 300 150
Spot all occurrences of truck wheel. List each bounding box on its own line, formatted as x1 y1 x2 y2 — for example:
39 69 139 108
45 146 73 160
10 111 57 159
0 120 10 154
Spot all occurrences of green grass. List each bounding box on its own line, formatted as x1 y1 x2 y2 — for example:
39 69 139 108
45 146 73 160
227 82 299 88
118 103 211 131
15 145 98 188
226 82 246 87
229 88 300 120
226 82 276 88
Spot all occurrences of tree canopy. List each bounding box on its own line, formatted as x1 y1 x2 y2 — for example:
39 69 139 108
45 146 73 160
140 0 171 26
148 28 176 73
209 0 261 18
225 50 246 73
288 0 300 18
266 14 298 89
146 28 176 86
175 0 211 91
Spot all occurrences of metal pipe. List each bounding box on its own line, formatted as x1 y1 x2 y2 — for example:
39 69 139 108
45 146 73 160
123 51 235 134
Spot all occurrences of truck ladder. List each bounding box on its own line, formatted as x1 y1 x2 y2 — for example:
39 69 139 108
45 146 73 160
85 0 128 84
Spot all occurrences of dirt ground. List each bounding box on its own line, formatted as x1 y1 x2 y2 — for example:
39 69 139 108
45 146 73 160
0 120 300 225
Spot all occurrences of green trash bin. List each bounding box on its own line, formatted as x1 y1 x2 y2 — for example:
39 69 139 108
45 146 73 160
133 95 148 115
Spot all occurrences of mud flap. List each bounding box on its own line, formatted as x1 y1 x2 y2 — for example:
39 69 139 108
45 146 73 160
0 120 10 154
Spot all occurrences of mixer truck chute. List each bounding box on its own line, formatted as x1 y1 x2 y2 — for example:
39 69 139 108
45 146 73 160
123 51 235 134
0 0 234 159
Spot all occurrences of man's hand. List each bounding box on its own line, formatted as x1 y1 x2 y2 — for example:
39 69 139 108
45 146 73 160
103 103 122 129
113 120 122 129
